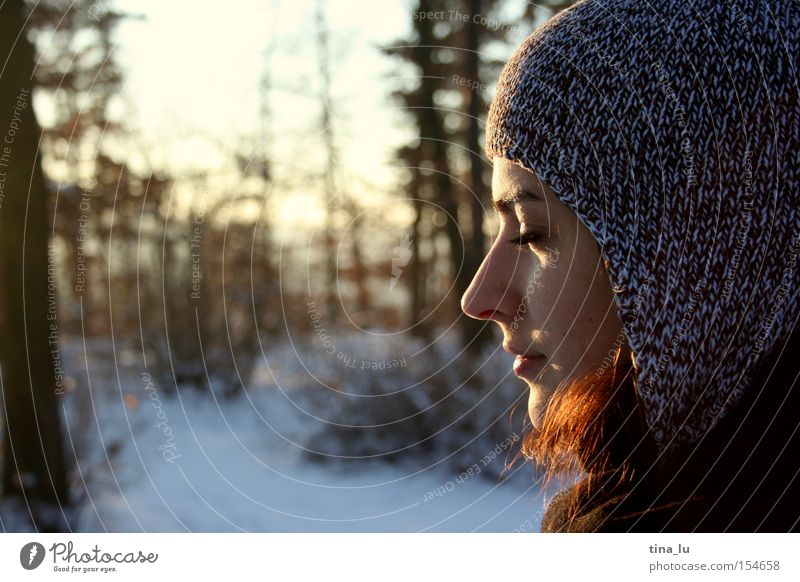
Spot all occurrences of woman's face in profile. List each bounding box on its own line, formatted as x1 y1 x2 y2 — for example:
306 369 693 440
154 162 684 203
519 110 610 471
461 158 625 428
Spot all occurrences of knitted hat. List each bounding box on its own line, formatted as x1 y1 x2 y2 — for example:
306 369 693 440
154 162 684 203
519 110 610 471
485 0 800 461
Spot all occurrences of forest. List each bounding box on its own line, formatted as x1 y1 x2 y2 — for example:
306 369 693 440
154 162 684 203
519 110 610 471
0 0 577 532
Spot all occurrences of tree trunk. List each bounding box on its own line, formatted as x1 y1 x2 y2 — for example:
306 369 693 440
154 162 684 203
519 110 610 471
316 0 339 323
0 0 70 531
416 0 472 345
461 0 491 354
407 178 429 338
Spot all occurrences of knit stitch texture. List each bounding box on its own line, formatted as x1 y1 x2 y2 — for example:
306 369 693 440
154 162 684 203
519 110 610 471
485 0 800 460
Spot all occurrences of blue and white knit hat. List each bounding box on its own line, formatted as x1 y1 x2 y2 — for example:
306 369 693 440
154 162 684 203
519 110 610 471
485 0 800 459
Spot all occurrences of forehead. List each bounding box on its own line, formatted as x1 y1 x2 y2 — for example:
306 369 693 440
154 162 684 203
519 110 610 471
491 158 546 213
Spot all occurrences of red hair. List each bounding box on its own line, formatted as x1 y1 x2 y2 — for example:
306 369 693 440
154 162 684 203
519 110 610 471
511 345 657 523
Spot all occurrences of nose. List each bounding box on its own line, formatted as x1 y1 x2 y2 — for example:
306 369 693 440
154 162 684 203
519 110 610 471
460 246 511 322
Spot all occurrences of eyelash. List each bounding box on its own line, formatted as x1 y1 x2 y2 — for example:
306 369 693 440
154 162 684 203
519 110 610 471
509 231 545 247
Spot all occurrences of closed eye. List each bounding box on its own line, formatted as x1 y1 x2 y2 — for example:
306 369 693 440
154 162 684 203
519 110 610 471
508 231 545 247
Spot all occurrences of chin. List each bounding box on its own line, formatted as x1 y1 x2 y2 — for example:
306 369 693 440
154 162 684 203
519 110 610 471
527 386 545 429
526 374 561 429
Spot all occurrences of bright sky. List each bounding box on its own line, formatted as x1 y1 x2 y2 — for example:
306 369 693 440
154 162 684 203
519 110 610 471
111 0 420 231
73 0 546 242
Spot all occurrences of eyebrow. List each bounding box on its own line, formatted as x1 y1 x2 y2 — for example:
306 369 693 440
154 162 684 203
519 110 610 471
490 188 543 214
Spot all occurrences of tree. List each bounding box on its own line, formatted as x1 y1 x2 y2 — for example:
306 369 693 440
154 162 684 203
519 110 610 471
384 0 520 350
0 0 69 531
384 0 579 350
30 0 128 336
314 0 369 324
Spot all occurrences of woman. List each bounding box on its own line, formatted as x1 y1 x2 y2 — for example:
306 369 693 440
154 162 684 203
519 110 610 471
461 0 800 532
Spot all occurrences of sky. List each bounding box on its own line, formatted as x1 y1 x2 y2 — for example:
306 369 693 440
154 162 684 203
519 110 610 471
111 0 418 231
32 0 545 242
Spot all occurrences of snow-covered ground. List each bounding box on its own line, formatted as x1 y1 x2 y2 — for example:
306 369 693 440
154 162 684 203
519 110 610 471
73 386 549 532
4 336 557 532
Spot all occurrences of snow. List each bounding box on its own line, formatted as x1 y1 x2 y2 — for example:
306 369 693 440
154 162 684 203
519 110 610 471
4 336 557 532
72 383 550 532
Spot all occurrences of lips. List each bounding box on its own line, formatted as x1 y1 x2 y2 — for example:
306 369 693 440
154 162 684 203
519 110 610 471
502 343 547 379
512 354 547 379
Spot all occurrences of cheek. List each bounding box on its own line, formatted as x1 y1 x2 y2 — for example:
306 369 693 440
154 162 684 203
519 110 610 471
516 254 566 326
552 240 617 364
529 233 591 345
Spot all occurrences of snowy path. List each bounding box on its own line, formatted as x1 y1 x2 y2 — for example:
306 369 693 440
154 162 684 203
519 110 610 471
73 384 549 532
